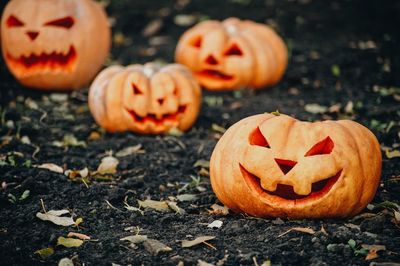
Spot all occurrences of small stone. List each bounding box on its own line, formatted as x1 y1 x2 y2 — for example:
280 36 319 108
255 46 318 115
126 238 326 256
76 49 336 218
326 244 338 252
311 237 319 243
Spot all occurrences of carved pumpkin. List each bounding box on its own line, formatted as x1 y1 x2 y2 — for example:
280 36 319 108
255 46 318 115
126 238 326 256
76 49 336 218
210 113 382 219
175 17 287 91
1 0 111 90
88 63 201 134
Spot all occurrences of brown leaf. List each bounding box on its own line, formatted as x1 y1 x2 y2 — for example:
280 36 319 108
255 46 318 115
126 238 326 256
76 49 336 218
67 232 91 240
116 145 145 157
361 244 386 261
182 236 216 248
97 156 119 174
143 239 172 255
120 235 148 244
138 199 170 212
278 227 316 237
142 19 163 37
208 204 229 215
36 163 64 174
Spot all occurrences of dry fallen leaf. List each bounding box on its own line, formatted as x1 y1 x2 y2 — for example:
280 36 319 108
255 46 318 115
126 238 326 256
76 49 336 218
304 103 328 114
177 194 198 202
182 236 216 248
97 156 119 174
278 227 316 237
143 239 172 255
116 144 145 157
395 211 400 222
207 220 223 229
197 260 215 266
167 201 186 214
58 258 74 266
142 19 163 37
361 244 386 260
36 163 64 174
120 235 148 244
65 167 89 179
138 199 170 212
36 210 75 227
208 204 229 215
67 232 91 240
385 148 400 159
193 160 210 169
57 236 84 248
174 14 197 26
34 247 54 259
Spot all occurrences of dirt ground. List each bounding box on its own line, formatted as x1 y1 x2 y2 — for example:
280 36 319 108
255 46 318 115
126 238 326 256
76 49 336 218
0 0 399 265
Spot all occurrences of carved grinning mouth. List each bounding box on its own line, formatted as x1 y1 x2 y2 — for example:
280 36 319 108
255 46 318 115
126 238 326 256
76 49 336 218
240 164 341 202
126 106 187 125
6 45 77 73
196 70 234 81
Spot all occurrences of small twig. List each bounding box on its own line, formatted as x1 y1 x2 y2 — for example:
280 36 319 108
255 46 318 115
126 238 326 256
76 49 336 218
81 178 89 188
105 200 122 212
253 256 259 266
40 199 47 213
203 241 217 250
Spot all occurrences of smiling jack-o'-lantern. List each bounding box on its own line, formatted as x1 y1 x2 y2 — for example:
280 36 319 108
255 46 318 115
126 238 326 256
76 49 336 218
210 113 382 219
1 0 111 90
175 18 287 91
88 63 201 134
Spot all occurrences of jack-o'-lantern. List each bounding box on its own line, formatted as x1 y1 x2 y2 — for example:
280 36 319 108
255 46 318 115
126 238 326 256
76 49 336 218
210 113 382 219
1 0 111 90
175 18 287 91
88 63 201 134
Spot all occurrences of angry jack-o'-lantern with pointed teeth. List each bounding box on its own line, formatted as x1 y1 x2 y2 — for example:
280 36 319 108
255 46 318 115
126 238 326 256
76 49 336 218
1 0 111 90
88 63 201 134
210 113 382 219
175 18 287 91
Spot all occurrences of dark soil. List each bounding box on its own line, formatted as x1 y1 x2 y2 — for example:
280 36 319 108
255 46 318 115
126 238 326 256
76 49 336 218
1 0 400 265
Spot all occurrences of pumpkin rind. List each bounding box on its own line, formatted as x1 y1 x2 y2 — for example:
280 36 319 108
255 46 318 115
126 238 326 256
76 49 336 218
175 18 287 91
88 63 201 134
210 114 382 219
1 0 111 90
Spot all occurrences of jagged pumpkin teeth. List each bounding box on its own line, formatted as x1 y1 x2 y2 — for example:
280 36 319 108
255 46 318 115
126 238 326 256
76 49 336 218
89 63 202 135
210 113 382 219
1 0 111 90
175 17 288 91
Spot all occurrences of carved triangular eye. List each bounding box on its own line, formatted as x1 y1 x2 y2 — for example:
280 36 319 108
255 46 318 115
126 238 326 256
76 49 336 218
189 36 202 48
249 127 270 148
224 43 243 56
44 17 74 29
305 136 334 157
132 83 143 95
7 15 24 27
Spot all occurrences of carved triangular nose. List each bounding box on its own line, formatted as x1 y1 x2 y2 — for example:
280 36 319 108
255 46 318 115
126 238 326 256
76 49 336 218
275 158 297 175
26 31 39 41
205 55 219 65
157 98 165 105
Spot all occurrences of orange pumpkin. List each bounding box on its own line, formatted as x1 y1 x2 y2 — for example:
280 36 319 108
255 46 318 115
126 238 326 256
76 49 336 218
210 113 382 219
88 63 201 134
175 17 287 91
1 0 111 90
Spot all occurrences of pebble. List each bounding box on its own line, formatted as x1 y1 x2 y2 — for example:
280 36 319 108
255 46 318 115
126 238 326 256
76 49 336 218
327 243 338 252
